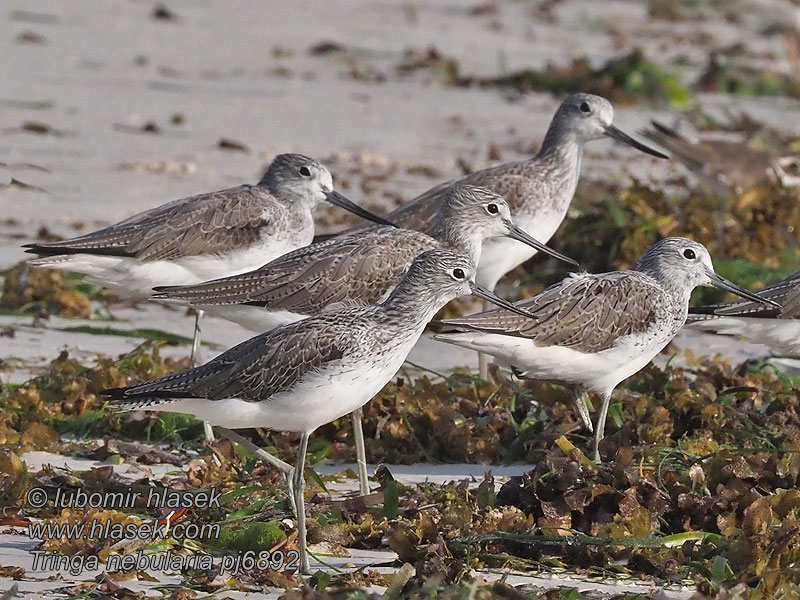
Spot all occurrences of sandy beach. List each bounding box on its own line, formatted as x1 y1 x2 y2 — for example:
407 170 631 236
3 0 800 597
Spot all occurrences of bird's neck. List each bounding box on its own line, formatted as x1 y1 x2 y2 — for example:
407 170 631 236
537 122 583 167
382 280 449 326
264 182 317 215
533 124 584 212
638 266 694 309
431 219 483 265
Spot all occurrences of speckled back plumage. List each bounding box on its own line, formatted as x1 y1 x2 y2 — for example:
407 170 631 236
688 271 800 321
23 153 326 262
153 184 514 315
104 306 373 409
385 143 579 235
105 248 477 409
154 226 435 312
24 186 291 261
439 237 730 353
439 270 674 353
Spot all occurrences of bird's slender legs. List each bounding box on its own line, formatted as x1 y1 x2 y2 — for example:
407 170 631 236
190 309 204 366
215 427 297 517
572 386 593 433
592 392 611 463
294 431 312 575
351 408 369 496
189 309 216 444
218 427 313 573
203 421 215 443
478 298 490 379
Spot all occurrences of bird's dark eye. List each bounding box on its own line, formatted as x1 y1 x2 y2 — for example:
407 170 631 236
580 102 591 113
683 248 696 259
487 203 499 214
298 166 312 177
452 268 466 280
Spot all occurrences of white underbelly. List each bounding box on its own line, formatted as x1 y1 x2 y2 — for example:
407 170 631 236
141 331 423 433
199 304 305 333
436 330 672 395
31 234 310 299
687 317 800 357
476 238 540 289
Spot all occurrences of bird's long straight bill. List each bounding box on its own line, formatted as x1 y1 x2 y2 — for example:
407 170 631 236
604 125 669 159
507 225 578 267
324 190 396 227
707 271 781 308
470 283 535 318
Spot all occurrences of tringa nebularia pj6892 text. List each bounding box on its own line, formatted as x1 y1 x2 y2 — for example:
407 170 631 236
151 184 577 494
687 270 800 356
434 237 778 462
102 248 535 575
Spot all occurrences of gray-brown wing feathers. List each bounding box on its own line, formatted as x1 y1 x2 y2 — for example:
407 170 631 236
24 185 271 261
640 122 706 171
689 271 800 320
155 228 434 313
104 319 350 407
386 163 531 233
442 272 661 353
641 121 774 191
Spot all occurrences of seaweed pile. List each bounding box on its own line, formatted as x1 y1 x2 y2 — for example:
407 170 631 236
0 262 92 319
3 342 800 597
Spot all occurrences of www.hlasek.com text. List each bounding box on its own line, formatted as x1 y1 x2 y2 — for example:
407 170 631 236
28 517 220 542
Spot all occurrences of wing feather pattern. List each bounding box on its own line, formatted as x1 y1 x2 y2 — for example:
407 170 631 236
154 228 434 314
441 272 662 353
689 271 800 320
24 185 271 262
103 316 353 408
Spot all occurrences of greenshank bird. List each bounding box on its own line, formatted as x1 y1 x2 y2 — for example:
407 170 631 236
379 93 668 376
151 184 577 494
23 153 392 443
687 271 800 356
151 184 576 331
434 237 778 462
641 120 800 195
103 248 532 575
22 152 392 365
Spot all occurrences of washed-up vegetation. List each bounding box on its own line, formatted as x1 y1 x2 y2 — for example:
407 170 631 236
0 261 92 318
386 41 800 107
386 46 689 106
476 50 690 107
3 342 800 597
696 55 800 99
517 176 800 306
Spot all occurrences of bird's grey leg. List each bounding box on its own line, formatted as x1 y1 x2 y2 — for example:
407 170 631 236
190 309 204 367
203 421 215 443
592 392 611 464
478 298 490 379
189 309 215 444
294 431 312 575
215 427 297 517
351 408 369 496
572 386 593 433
